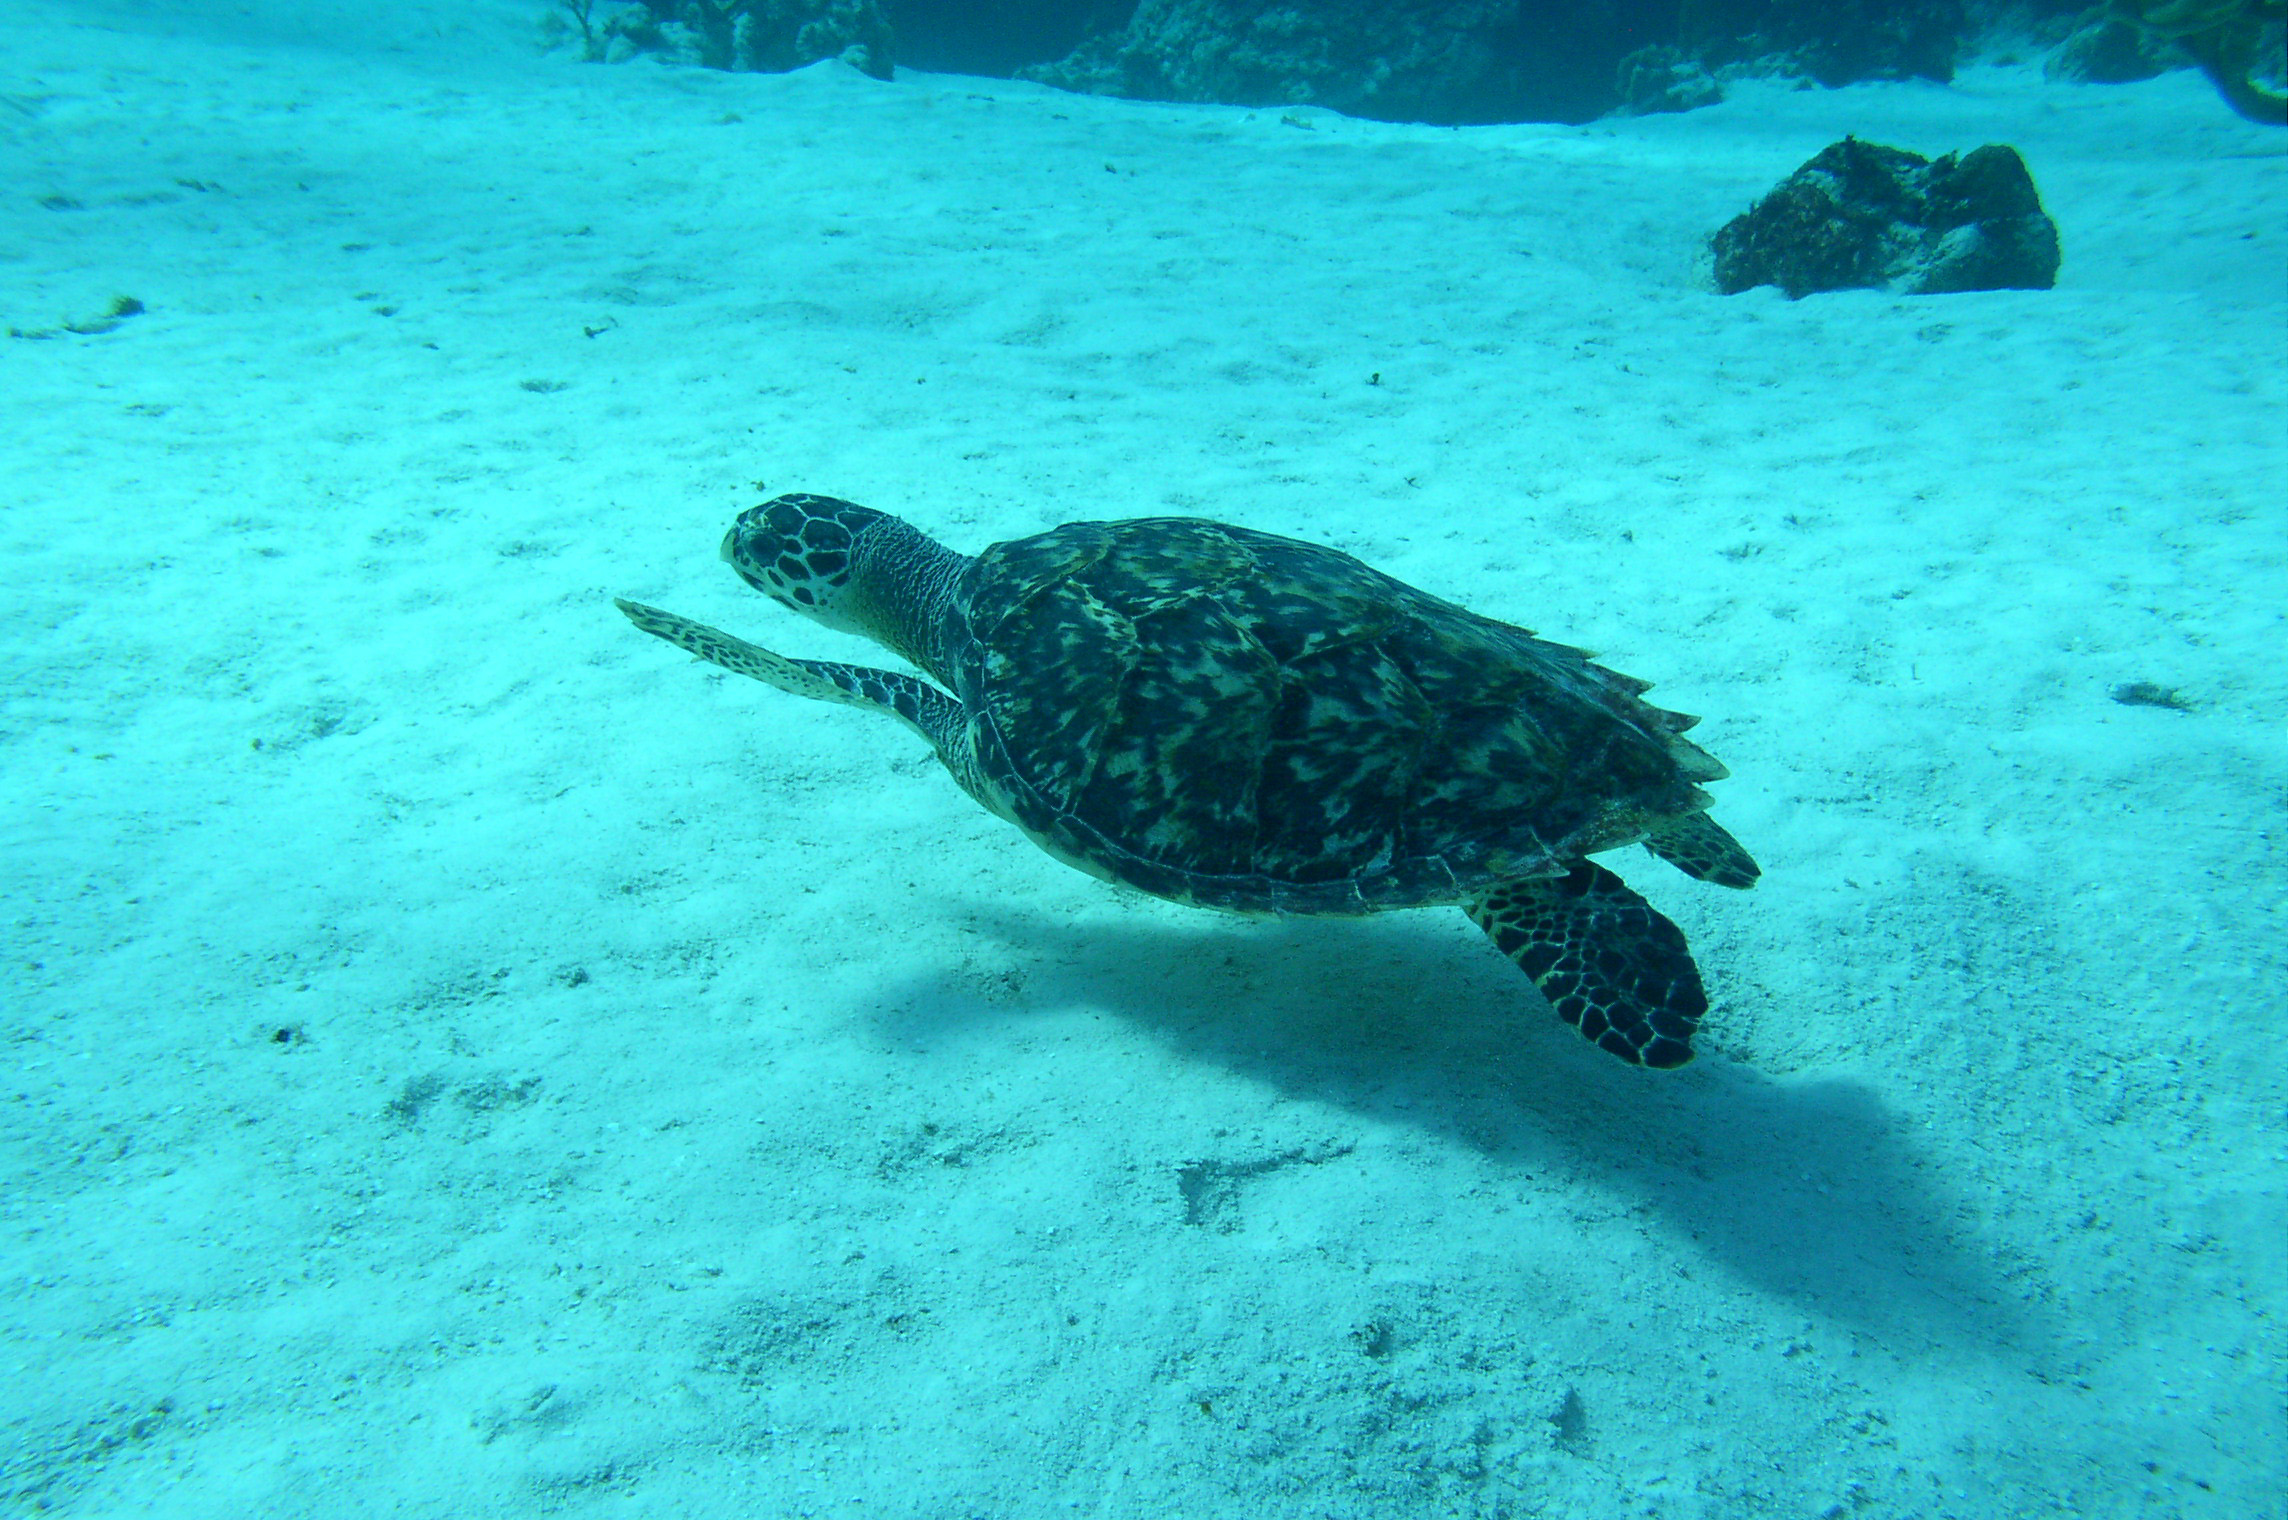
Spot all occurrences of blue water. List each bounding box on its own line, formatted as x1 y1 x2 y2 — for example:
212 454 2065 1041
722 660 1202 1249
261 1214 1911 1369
2 2 2281 1515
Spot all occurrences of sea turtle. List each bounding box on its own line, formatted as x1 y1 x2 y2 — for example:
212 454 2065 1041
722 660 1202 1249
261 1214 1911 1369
618 493 1759 1068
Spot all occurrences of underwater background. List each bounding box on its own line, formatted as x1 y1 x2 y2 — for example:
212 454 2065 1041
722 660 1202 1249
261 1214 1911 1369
2 1 2282 1514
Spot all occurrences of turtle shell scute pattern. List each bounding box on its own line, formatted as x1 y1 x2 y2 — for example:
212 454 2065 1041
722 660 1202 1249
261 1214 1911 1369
955 519 1715 914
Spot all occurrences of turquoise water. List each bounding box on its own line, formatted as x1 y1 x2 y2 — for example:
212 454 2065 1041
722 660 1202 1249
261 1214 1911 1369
2 3 2281 1514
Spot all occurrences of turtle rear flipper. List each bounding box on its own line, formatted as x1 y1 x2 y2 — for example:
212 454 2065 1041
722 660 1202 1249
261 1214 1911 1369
1645 811 1760 889
616 598 964 749
1466 865 1707 1068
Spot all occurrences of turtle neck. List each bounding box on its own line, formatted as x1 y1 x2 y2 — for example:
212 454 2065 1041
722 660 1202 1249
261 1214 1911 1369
849 517 973 687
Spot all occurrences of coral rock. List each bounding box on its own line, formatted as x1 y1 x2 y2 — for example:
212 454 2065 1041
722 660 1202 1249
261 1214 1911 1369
1712 137 2061 299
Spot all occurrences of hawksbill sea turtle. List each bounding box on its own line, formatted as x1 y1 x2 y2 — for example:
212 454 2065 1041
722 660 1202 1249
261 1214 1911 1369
618 493 1759 1068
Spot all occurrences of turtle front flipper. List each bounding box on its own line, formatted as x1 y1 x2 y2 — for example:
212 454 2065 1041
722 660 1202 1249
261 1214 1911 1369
1465 864 1708 1068
616 598 964 750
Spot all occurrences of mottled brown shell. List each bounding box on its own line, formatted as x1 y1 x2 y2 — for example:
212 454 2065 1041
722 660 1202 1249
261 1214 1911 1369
949 519 1727 915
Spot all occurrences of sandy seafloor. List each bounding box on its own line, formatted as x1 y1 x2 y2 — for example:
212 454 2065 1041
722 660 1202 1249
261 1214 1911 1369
3 1 2284 1514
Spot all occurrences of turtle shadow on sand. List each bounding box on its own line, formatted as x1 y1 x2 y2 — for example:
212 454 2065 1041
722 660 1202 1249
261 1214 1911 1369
872 903 2051 1367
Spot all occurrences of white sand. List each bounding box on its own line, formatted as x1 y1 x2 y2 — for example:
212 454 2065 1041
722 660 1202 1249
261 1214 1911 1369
3 1 2282 1513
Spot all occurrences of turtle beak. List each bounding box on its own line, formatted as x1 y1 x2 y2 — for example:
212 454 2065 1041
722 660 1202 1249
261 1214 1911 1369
720 523 773 595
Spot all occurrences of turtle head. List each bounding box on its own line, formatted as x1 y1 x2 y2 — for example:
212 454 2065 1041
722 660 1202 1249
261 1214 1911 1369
721 494 891 624
721 493 968 679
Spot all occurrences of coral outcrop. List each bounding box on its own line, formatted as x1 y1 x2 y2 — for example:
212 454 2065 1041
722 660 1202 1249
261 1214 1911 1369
2113 0 2288 123
1015 0 1553 125
555 0 895 79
